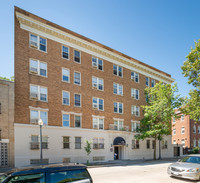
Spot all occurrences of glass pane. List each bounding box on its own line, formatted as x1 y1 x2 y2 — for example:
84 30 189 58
40 43 46 52
31 85 38 93
114 103 118 112
30 60 38 72
31 110 38 121
30 34 37 42
41 111 48 125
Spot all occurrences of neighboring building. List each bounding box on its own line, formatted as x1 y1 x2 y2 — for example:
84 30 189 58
0 79 14 167
172 112 200 149
14 7 175 167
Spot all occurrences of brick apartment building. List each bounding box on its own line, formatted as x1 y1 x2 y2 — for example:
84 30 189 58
0 79 14 167
172 113 200 149
14 7 176 167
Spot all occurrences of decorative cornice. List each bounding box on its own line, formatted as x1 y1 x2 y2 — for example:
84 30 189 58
16 12 174 83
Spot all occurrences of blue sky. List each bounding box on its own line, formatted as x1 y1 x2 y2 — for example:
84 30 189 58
1 0 200 97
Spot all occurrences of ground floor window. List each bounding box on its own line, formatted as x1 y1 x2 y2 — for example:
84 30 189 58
75 137 81 149
132 139 139 149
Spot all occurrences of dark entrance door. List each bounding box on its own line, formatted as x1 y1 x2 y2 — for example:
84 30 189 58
114 146 119 160
174 147 180 156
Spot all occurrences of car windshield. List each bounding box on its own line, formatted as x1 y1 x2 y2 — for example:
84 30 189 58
180 156 200 164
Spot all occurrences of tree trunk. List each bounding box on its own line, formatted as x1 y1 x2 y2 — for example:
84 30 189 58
154 136 157 160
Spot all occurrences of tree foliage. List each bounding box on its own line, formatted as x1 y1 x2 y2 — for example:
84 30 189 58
0 76 14 81
84 139 92 165
181 40 200 122
135 82 182 159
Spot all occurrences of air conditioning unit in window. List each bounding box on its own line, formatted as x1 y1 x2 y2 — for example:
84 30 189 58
30 93 38 100
92 62 97 68
92 84 97 88
30 119 38 124
93 104 98 109
30 41 38 48
93 124 98 129
30 68 38 74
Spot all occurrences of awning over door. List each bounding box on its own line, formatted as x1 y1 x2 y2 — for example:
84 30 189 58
113 137 126 146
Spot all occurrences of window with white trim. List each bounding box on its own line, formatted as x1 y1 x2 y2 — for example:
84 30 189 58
146 140 150 149
113 65 123 77
145 77 149 86
74 50 81 63
62 114 70 127
62 46 69 60
181 115 185 121
181 127 185 134
131 88 139 100
114 102 123 114
30 85 47 102
30 109 48 125
63 136 70 149
93 97 104 111
151 79 155 87
93 137 104 149
30 34 46 52
74 115 81 128
30 59 47 77
30 135 48 149
92 77 104 90
182 139 185 146
173 140 176 145
113 83 123 95
74 72 81 85
131 71 139 83
114 120 124 131
131 121 140 132
92 57 103 70
62 91 70 105
93 117 104 130
132 139 139 149
74 94 81 107
131 106 140 117
62 68 70 83
173 128 176 135
193 126 196 133
172 117 176 123
75 137 81 149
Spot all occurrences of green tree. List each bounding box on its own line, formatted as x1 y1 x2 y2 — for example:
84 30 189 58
0 76 14 81
181 40 200 122
84 139 92 165
135 82 182 160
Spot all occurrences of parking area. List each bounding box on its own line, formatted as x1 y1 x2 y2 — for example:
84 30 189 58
88 159 200 183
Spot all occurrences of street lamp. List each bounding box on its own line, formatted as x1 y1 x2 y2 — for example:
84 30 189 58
38 119 43 165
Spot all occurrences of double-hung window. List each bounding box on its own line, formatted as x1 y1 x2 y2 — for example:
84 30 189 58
114 120 124 131
146 140 150 149
132 140 139 149
92 77 104 90
74 72 81 85
93 97 104 111
131 71 139 83
62 68 70 83
131 106 140 117
30 85 47 102
62 114 70 127
193 126 196 133
63 136 70 149
181 127 185 134
113 83 123 95
93 117 104 130
62 91 70 105
74 50 81 63
113 65 123 77
75 137 81 149
173 129 176 135
131 121 140 132
62 46 69 59
74 94 81 107
92 57 103 70
30 34 47 52
114 102 123 114
181 115 185 121
30 109 48 125
30 59 47 77
75 115 81 128
151 79 155 87
131 88 139 100
145 77 149 86
93 138 104 149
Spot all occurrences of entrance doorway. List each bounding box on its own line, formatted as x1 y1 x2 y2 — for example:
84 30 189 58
114 146 119 160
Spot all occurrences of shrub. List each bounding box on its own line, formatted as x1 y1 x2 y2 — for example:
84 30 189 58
191 147 200 154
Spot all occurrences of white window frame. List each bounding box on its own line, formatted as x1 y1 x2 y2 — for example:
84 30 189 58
29 59 47 77
92 76 104 91
30 84 48 102
92 97 104 111
131 71 139 83
181 127 185 134
131 88 139 100
62 68 70 83
151 79 155 87
131 106 140 117
114 119 124 131
74 93 81 107
62 113 70 127
173 129 176 135
62 45 69 60
29 33 47 52
74 115 82 128
92 116 104 130
113 83 123 96
114 102 123 114
113 64 123 77
181 139 185 146
193 125 196 133
131 121 140 132
172 117 176 123
92 56 103 71
74 71 81 86
30 108 48 125
145 77 149 86
181 115 185 121
62 91 70 106
74 50 81 64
